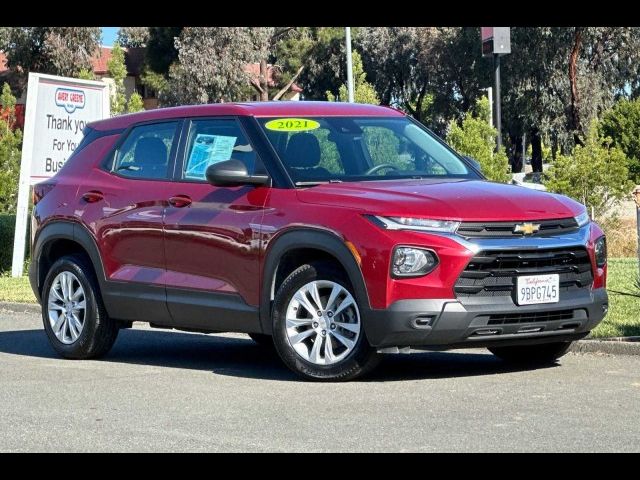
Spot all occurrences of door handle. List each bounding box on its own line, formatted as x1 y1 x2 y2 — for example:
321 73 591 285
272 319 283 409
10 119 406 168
168 195 192 208
82 191 103 203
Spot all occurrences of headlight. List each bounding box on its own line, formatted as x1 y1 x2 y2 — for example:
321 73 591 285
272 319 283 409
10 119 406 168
376 216 460 233
391 246 438 277
595 236 607 267
574 210 590 227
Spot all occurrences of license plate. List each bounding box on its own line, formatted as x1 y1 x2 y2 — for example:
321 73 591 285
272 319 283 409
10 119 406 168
516 274 560 305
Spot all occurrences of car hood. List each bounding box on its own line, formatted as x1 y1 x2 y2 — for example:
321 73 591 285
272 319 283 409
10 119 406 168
296 179 584 221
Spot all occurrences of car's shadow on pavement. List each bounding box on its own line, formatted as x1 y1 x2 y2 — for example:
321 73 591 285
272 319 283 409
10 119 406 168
0 328 558 382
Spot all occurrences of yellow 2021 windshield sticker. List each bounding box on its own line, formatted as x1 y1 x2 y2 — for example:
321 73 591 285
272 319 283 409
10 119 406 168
264 118 320 132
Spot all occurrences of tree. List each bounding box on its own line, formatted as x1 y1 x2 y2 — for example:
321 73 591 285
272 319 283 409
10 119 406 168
162 27 257 105
76 68 95 80
146 27 183 77
107 43 127 115
126 92 145 113
446 97 511 182
1 27 100 80
599 98 640 183
117 27 149 48
326 51 379 104
0 83 22 214
544 121 634 219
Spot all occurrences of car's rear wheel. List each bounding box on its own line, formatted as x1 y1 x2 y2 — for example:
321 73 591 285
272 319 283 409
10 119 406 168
489 341 572 364
42 254 118 359
271 262 379 381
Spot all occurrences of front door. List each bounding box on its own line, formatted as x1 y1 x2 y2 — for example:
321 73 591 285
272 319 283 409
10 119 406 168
163 117 269 332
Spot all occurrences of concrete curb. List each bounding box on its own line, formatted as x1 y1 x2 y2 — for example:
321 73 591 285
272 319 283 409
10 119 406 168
571 338 640 356
0 302 638 356
0 302 41 314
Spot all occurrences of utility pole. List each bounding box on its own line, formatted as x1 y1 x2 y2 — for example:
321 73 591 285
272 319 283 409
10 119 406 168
494 53 502 149
345 27 354 103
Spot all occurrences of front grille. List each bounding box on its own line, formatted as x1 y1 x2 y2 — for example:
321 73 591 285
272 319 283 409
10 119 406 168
456 218 579 238
486 309 575 325
454 247 593 298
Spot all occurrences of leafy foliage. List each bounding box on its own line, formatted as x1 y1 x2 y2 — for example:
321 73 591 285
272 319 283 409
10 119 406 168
117 27 149 48
544 121 634 219
76 68 95 80
126 92 145 113
446 97 510 182
599 97 640 183
326 51 379 104
1 27 100 79
0 84 22 214
107 43 127 115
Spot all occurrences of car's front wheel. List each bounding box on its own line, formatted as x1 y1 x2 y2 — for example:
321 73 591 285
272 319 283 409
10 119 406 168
489 341 572 364
42 254 119 359
271 262 379 381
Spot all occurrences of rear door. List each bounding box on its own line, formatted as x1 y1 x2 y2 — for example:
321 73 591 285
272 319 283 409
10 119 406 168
163 117 269 332
79 120 182 324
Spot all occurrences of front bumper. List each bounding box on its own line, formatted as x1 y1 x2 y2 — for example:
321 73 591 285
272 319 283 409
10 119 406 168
363 287 608 349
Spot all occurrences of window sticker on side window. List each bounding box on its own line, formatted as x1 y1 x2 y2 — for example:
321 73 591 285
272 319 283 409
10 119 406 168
264 118 320 132
185 134 237 179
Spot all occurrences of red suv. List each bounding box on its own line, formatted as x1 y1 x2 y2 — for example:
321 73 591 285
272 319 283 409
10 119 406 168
29 102 608 380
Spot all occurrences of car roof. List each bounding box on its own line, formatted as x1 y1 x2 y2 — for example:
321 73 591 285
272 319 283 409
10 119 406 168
89 101 405 131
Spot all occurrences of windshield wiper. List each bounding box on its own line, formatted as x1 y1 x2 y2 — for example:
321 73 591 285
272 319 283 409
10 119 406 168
294 179 343 187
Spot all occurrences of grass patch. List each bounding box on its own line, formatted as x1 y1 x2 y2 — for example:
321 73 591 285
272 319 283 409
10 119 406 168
591 257 640 338
0 275 36 303
0 258 638 337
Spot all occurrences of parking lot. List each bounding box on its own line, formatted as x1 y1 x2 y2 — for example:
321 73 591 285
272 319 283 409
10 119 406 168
1 308 639 452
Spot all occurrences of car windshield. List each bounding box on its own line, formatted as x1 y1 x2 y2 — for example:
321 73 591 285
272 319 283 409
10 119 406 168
257 116 480 185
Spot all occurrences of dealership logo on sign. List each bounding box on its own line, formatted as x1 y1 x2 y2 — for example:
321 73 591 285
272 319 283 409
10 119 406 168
55 88 86 114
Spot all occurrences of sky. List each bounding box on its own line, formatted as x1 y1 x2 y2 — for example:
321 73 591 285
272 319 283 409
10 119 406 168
101 27 118 46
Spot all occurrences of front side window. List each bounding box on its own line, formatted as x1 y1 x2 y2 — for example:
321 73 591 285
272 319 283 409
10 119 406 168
257 116 479 185
181 118 263 181
113 122 178 179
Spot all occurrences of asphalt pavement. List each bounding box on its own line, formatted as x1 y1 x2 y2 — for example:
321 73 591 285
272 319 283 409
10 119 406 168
1 309 639 452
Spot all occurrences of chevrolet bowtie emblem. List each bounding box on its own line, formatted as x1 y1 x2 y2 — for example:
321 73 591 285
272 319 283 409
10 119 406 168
514 222 541 235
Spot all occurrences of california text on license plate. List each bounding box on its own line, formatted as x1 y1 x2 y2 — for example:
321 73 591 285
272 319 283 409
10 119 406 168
516 274 560 305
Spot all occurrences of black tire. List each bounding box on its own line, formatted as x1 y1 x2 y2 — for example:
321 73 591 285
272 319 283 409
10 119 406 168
248 333 274 348
271 262 380 381
489 341 572 364
41 254 118 359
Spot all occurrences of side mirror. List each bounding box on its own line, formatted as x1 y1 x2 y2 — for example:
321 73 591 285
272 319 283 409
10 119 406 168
205 159 270 187
463 156 482 172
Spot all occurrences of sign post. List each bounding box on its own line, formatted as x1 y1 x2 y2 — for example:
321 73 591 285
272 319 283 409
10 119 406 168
481 27 511 150
11 73 110 277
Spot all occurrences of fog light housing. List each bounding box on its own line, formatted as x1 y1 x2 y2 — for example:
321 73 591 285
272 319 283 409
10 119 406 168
595 236 607 267
391 246 438 278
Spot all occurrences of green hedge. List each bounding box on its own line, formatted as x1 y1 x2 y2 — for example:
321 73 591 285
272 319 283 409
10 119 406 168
0 214 29 273
0 214 16 272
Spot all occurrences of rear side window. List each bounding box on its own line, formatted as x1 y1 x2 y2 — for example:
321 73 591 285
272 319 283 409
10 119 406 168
181 118 264 181
112 122 179 179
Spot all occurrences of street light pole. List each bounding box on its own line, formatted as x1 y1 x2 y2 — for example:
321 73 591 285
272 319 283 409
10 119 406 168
345 27 355 103
494 53 502 150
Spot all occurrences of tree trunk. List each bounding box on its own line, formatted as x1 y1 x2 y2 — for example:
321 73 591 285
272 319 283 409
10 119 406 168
530 129 543 173
569 27 584 146
259 59 269 102
509 132 523 173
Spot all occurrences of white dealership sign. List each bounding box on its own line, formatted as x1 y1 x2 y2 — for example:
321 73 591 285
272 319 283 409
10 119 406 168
12 73 110 277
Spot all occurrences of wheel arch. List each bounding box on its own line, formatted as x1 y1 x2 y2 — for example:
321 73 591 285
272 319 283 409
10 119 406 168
260 228 370 334
31 221 107 303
